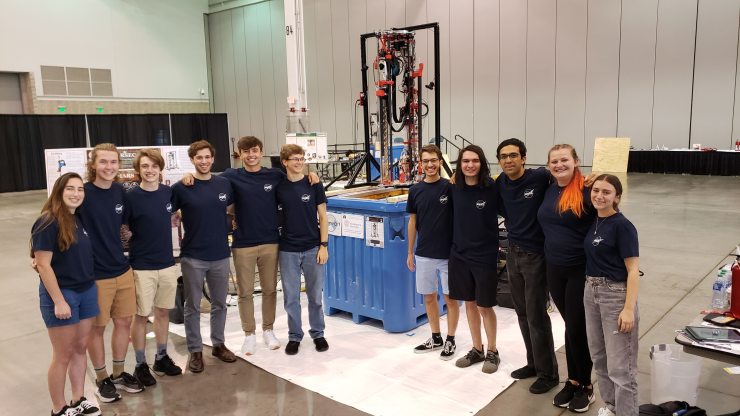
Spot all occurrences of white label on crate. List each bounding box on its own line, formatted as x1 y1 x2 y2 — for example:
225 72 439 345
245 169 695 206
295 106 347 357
327 212 342 236
341 214 364 238
365 216 384 248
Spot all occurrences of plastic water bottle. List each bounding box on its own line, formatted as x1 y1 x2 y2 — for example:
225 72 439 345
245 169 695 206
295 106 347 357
711 267 730 309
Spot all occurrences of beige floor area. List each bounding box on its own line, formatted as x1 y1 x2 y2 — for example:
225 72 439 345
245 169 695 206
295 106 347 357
2 173 739 415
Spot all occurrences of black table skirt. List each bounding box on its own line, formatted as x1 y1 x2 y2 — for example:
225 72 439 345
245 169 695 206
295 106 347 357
628 150 740 176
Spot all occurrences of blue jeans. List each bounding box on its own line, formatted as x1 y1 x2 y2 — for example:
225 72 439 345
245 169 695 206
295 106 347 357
584 276 639 416
279 247 325 342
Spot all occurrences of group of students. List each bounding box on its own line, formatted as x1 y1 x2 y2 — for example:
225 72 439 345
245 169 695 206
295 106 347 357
407 140 640 416
31 137 329 416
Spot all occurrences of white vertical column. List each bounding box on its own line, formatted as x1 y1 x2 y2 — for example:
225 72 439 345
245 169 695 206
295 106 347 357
284 0 308 111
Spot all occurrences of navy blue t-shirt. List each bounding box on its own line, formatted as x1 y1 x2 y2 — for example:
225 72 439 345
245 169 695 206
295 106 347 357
277 177 327 252
450 178 499 266
79 182 130 279
496 167 550 254
171 176 233 261
537 183 595 267
221 167 284 248
123 185 176 270
31 215 95 291
585 213 639 282
406 179 453 259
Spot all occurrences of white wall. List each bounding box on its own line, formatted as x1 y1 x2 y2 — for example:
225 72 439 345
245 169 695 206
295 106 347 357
0 0 210 101
296 0 740 165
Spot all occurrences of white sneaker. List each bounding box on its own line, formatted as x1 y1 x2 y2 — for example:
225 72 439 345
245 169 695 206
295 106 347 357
240 334 257 356
263 330 280 350
597 407 615 416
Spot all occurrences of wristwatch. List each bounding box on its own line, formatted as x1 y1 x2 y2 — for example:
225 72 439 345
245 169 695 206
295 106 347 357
320 241 328 247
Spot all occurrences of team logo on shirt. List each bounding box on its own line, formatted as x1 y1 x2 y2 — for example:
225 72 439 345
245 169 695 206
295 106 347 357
166 202 173 213
115 204 123 214
524 188 535 199
439 195 449 204
592 236 604 246
218 193 227 202
264 184 273 192
301 194 311 203
475 200 486 210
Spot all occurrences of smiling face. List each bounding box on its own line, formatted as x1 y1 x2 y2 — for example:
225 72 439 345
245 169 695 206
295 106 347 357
63 177 85 212
420 150 441 179
191 148 214 175
461 150 481 178
548 148 578 184
138 156 161 185
239 146 263 169
93 150 120 183
282 152 305 175
498 144 525 179
591 179 620 213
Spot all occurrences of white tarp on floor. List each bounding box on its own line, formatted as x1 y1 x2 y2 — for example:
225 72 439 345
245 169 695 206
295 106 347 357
170 292 565 416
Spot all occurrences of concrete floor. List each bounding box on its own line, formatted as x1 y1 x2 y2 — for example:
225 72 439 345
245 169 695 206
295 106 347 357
2 173 739 416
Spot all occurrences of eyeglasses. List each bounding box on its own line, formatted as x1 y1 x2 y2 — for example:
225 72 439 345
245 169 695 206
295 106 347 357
421 158 439 164
497 153 520 161
287 157 306 162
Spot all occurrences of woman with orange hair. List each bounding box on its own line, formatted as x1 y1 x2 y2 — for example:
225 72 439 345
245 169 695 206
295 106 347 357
31 173 101 416
537 144 596 413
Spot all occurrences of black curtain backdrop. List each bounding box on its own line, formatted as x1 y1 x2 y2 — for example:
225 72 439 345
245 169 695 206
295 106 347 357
0 115 87 192
0 113 229 192
87 114 171 147
171 113 230 172
628 150 740 176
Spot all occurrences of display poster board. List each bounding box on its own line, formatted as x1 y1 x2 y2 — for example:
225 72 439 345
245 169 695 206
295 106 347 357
44 146 192 194
592 137 631 173
286 132 329 163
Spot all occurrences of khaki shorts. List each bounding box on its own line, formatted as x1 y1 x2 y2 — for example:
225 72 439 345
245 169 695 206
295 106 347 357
95 268 137 326
133 265 179 316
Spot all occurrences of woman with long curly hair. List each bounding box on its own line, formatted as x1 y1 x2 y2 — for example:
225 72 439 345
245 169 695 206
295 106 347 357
31 173 101 416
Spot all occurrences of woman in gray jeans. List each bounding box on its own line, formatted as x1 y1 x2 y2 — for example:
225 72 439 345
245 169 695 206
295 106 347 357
583 174 640 416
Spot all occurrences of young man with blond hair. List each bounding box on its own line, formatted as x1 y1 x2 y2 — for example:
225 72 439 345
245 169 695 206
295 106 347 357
277 144 329 355
171 140 237 373
124 148 182 386
80 143 144 403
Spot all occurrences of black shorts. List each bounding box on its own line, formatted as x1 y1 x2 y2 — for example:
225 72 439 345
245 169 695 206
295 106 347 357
448 255 498 307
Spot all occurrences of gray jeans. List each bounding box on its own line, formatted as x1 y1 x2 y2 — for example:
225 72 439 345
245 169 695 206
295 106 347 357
584 276 639 416
507 245 558 379
181 257 231 353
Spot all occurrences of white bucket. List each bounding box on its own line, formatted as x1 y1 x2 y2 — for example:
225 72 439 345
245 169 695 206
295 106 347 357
650 344 702 405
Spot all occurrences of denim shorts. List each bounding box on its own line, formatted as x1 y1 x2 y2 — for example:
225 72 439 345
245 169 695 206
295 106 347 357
39 282 99 328
415 256 449 295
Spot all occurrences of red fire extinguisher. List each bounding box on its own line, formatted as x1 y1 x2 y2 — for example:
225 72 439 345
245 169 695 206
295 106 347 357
731 260 740 319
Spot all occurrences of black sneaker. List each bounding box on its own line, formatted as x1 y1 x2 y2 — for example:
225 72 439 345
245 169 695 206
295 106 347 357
313 337 329 352
455 348 485 368
510 365 536 379
552 381 579 408
111 371 145 393
529 376 559 394
51 405 80 416
134 364 156 386
439 340 456 361
568 385 595 413
70 396 101 416
413 337 443 354
94 377 121 403
285 340 300 355
481 350 501 374
153 354 182 376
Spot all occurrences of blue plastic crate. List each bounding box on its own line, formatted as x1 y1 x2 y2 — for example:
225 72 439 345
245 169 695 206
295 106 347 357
324 190 446 333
